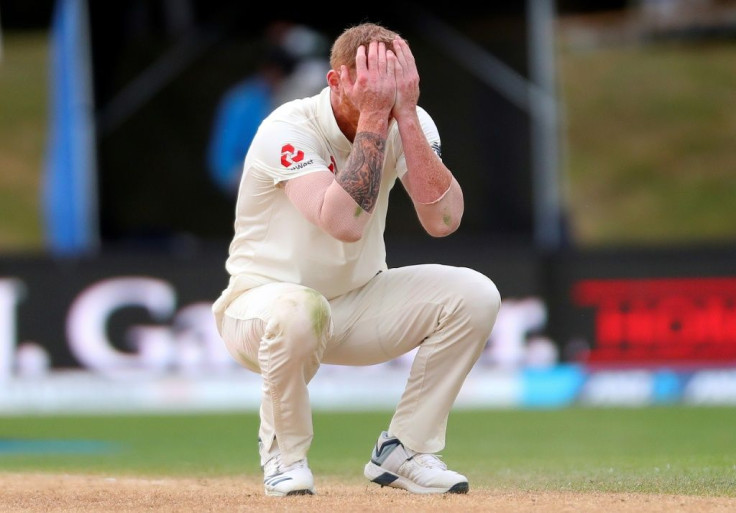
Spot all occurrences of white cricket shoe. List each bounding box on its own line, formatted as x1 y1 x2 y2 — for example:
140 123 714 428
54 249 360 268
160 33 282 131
260 439 315 497
364 431 469 494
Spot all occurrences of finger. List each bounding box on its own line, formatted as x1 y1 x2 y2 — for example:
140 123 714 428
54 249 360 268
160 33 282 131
366 41 377 72
393 37 416 72
377 41 387 75
403 43 417 73
386 50 397 78
355 45 367 75
392 37 407 66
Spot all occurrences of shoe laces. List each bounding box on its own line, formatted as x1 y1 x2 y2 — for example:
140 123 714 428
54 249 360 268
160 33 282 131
412 452 448 470
263 453 308 476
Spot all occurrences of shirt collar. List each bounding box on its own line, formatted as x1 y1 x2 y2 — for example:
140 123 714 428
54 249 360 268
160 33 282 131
316 87 352 153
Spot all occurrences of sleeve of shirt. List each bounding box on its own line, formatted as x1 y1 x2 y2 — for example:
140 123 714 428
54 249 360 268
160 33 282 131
245 118 329 184
393 106 442 180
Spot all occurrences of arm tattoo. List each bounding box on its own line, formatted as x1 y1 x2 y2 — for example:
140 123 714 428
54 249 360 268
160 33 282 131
336 132 385 213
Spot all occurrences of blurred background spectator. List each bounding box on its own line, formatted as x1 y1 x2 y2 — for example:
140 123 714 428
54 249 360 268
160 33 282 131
206 21 329 196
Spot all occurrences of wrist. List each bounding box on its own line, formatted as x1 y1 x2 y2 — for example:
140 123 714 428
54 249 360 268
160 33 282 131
393 106 419 124
358 110 391 134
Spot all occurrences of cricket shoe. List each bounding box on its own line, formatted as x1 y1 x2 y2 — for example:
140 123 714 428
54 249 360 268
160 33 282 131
364 431 469 494
260 439 315 497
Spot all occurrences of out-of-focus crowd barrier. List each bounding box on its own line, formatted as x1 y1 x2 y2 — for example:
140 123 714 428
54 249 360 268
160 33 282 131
1 240 735 414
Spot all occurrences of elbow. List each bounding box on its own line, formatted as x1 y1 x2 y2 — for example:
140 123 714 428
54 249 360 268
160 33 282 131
432 225 460 238
318 186 370 242
414 180 464 237
420 211 462 238
326 224 365 243
423 217 461 238
320 203 370 242
334 230 363 243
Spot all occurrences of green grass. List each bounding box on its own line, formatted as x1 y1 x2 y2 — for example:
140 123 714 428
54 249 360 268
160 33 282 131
0 31 48 251
1 407 735 496
559 41 736 247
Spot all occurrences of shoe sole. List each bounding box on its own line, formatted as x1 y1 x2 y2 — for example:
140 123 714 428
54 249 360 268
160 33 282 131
364 462 469 494
265 488 315 497
286 489 314 496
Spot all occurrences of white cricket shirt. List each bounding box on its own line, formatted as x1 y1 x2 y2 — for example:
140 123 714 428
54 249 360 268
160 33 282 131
212 87 441 329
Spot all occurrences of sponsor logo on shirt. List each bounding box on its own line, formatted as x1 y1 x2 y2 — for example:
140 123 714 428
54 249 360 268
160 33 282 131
281 144 305 167
289 159 314 171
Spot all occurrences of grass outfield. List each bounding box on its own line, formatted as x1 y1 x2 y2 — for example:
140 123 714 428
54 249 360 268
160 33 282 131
1 406 734 497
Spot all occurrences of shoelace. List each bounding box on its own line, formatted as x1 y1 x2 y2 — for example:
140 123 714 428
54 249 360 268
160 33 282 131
263 453 308 476
263 454 282 477
412 453 448 470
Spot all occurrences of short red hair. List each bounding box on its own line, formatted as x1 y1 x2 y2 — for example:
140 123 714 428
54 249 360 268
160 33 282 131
329 22 401 71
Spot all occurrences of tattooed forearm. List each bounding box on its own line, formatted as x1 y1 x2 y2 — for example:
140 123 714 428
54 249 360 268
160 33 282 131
336 132 385 213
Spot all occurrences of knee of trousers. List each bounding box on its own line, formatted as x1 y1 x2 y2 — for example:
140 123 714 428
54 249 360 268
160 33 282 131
263 288 332 360
448 267 502 340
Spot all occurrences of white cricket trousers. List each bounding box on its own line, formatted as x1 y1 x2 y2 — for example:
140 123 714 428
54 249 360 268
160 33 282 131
220 263 501 467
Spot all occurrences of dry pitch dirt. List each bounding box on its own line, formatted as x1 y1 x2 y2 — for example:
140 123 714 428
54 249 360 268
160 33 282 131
2 473 736 513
